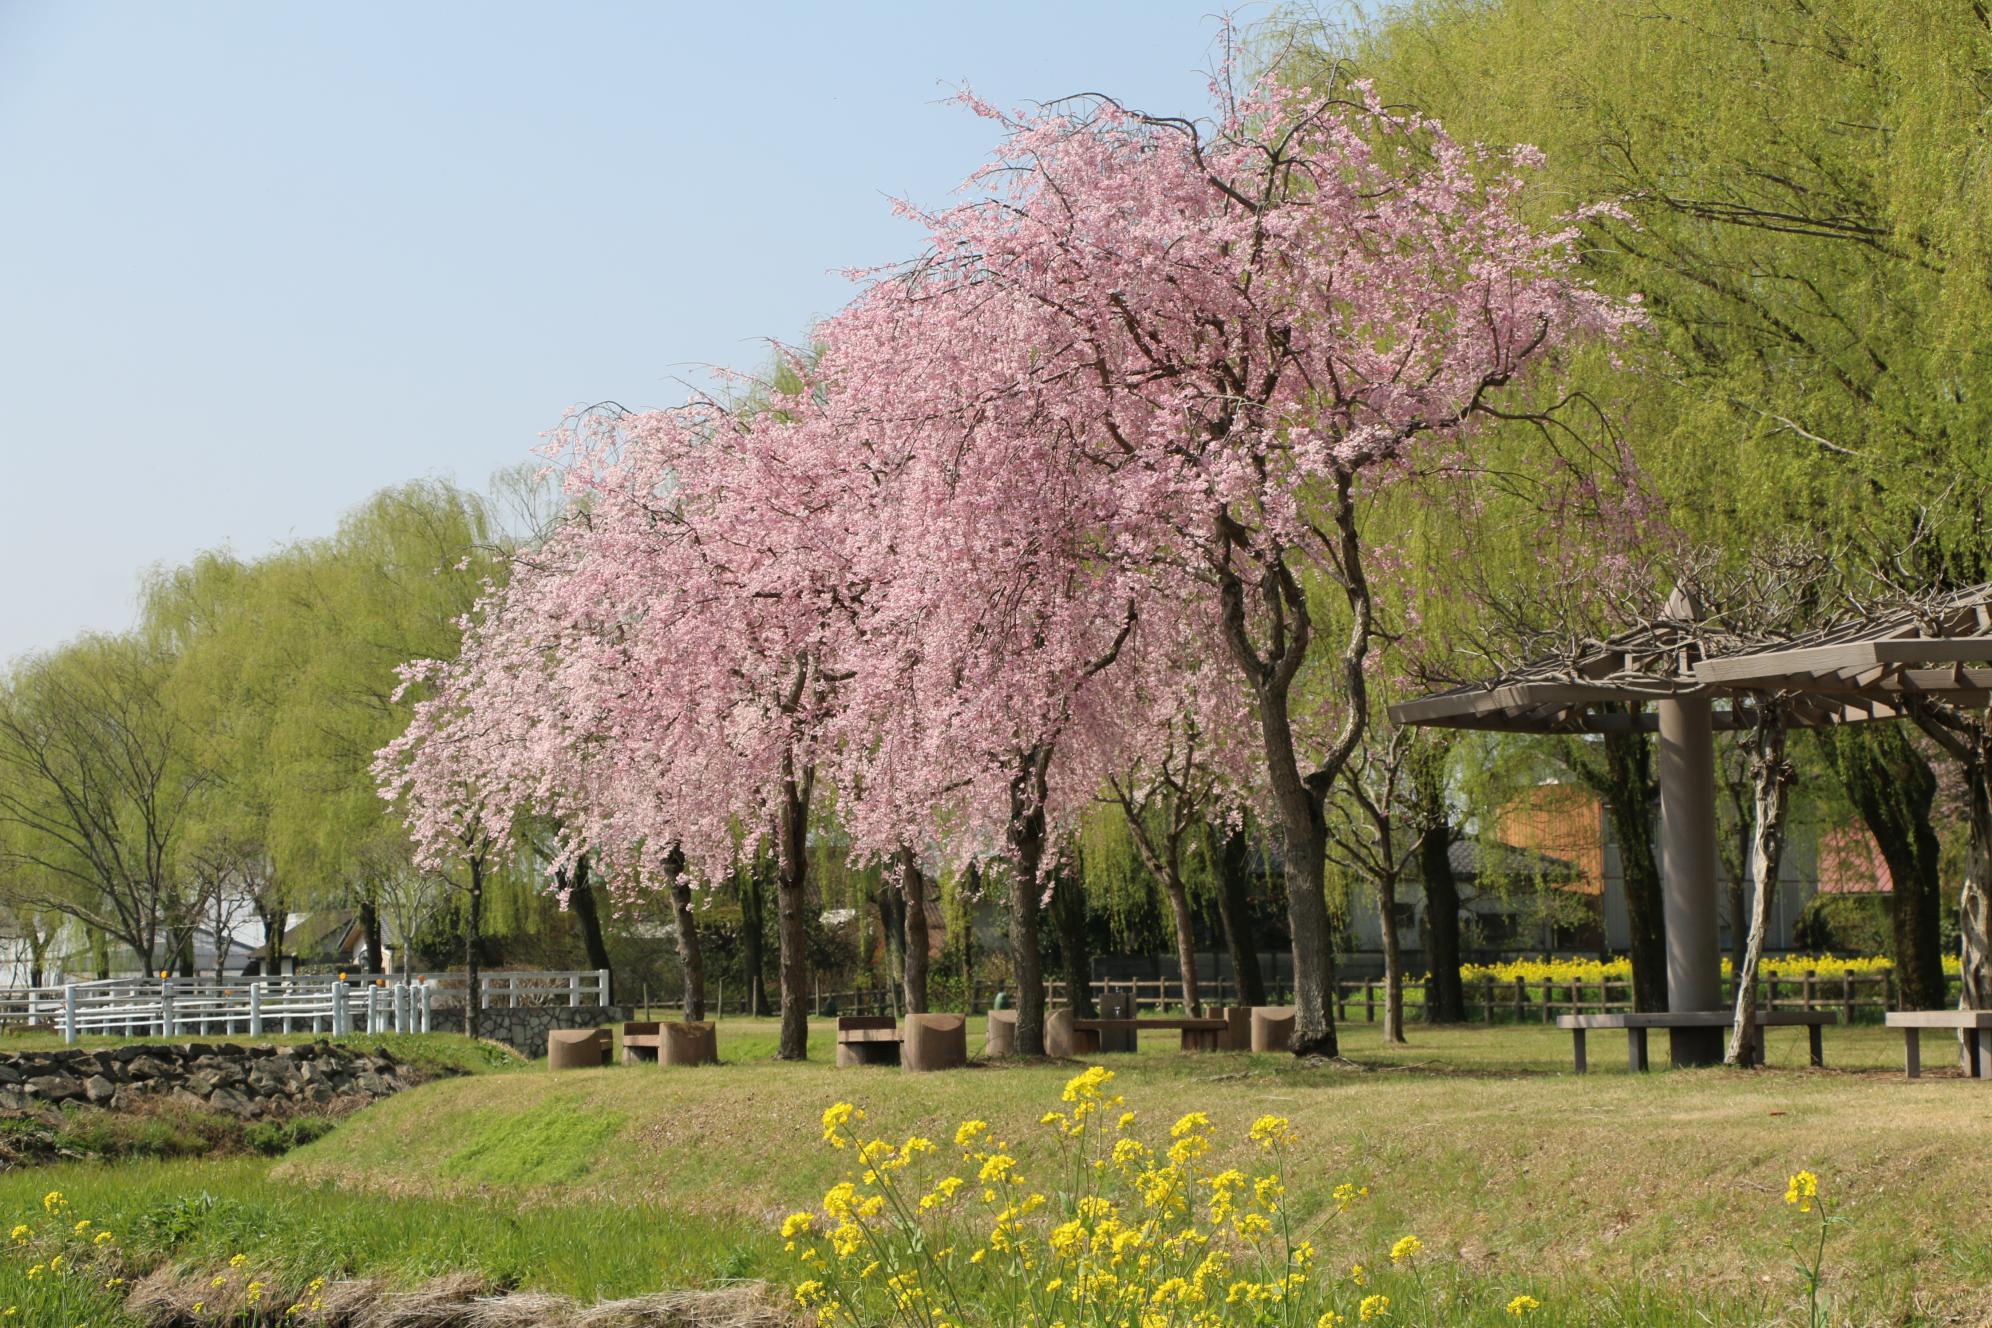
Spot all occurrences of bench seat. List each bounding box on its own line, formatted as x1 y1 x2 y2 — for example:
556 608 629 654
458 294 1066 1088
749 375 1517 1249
1884 1010 1992 1079
1556 1010 1834 1072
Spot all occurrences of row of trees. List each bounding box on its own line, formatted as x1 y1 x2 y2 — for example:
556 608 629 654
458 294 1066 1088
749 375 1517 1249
376 39 1637 1062
0 480 565 983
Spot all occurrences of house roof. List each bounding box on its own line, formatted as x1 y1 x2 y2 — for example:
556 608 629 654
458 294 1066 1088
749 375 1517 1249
1816 825 1895 895
1445 837 1584 887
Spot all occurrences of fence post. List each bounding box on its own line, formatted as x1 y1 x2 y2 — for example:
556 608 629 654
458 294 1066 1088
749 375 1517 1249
61 985 76 1045
1841 970 1855 1026
1364 982 1376 1023
419 982 432 1034
569 972 581 1008
596 968 610 1006
369 984 383 1033
160 979 176 1038
1512 977 1526 1023
1540 977 1553 1024
1802 969 1817 1012
1883 970 1895 1013
249 981 263 1038
1480 976 1494 1023
332 981 350 1036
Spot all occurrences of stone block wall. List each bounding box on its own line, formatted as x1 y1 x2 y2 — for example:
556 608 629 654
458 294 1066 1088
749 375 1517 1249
427 1005 634 1058
0 1041 421 1117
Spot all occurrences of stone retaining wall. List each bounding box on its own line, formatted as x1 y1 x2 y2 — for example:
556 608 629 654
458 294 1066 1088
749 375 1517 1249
427 1005 634 1058
0 1041 421 1118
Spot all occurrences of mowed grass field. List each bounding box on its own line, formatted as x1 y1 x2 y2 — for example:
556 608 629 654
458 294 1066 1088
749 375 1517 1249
0 1019 1984 1324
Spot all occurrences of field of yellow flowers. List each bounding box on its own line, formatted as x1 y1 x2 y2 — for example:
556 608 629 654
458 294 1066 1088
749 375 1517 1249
1455 954 1959 985
783 1066 1846 1328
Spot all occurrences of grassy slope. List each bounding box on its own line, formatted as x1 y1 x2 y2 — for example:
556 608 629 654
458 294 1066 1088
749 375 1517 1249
0 1022 1980 1322
258 1018 1992 1319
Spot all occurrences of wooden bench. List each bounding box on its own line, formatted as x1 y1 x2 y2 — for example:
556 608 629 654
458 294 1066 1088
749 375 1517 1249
835 1014 902 1067
623 1021 662 1064
1884 1010 1992 1080
1557 1010 1835 1073
1046 1008 1229 1057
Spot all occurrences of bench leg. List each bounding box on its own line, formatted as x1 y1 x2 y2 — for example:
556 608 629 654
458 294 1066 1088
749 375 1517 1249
1571 1028 1587 1075
1904 1029 1921 1079
1628 1028 1649 1073
1978 1028 1992 1080
1808 1024 1823 1069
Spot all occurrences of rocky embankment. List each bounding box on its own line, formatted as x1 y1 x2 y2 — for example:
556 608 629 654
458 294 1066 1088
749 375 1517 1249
0 1041 423 1117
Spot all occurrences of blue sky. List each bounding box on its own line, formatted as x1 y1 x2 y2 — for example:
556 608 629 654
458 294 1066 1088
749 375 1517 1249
0 1 1310 661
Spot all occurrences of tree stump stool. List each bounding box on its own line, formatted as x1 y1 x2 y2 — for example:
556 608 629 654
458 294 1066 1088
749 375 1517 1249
548 1027 611 1069
983 1009 1017 1057
661 1020 718 1066
1250 1007 1295 1053
902 1013 967 1072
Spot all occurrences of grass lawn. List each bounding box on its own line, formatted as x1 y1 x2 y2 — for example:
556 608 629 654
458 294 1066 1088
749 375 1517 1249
0 1020 1982 1324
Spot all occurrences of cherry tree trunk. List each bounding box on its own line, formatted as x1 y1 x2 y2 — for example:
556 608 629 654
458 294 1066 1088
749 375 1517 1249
1007 750 1050 1056
874 878 907 1017
566 856 613 975
899 847 929 1015
1211 824 1266 1007
1052 866 1095 1019
463 853 485 1041
773 765 812 1061
1258 690 1339 1057
1726 721 1790 1067
1377 872 1406 1045
738 860 772 1017
664 855 705 1021
1161 876 1202 1017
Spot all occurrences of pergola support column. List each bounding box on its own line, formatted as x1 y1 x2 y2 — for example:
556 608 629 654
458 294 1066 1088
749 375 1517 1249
1657 695 1723 1066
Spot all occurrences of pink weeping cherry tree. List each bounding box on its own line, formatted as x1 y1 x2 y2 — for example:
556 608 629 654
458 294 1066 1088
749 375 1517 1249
842 66 1638 1056
381 385 868 1062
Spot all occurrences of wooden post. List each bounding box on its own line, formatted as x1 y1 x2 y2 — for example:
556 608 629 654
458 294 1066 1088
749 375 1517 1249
249 981 263 1037
1803 969 1817 1012
1365 981 1376 1024
160 979 176 1038
1540 977 1553 1024
1841 970 1855 1026
61 985 76 1046
1480 976 1494 1023
1512 976 1525 1023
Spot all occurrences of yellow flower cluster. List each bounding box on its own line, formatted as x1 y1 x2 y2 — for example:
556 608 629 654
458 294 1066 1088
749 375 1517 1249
1785 1170 1820 1213
1458 953 1959 984
780 1066 1488 1328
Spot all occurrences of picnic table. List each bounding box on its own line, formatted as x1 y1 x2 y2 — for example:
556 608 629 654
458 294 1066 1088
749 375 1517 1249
1557 1010 1835 1072
1884 1010 1992 1079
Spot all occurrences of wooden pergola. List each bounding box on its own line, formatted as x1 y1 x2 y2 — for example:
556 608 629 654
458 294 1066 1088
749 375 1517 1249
1389 584 1992 1065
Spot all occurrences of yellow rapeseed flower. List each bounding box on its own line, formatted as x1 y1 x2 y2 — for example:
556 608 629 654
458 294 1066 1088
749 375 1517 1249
1785 1170 1820 1212
1390 1234 1422 1264
1507 1294 1542 1317
7 1225 26 1244
1062 1065 1114 1104
821 1102 863 1146
1318 1313 1346 1328
40 1192 63 1214
780 1211 816 1239
1359 1293 1391 1321
1248 1114 1295 1149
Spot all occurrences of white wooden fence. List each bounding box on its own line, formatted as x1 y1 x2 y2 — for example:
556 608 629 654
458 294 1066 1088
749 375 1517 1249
422 969 611 1009
0 968 612 1044
0 976 435 1044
